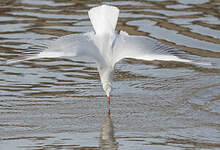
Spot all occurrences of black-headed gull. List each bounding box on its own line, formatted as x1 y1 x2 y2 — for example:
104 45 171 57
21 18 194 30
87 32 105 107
8 5 207 104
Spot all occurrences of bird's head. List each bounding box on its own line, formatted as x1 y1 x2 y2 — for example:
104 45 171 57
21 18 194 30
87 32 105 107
97 65 114 104
97 65 114 97
103 82 112 97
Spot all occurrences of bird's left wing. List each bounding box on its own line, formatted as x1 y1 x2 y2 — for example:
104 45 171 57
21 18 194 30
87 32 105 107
113 31 195 65
7 32 103 64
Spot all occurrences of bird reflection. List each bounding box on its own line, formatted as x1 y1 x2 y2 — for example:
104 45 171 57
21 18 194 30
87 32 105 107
99 110 118 150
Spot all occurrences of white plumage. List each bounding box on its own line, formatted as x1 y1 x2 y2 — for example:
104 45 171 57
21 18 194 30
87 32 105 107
7 5 208 104
89 5 119 35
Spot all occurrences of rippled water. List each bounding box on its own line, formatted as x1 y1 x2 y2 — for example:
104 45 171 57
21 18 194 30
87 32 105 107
0 0 220 149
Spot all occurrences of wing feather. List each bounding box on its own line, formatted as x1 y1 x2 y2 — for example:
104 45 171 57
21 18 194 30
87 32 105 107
7 33 103 64
113 31 193 64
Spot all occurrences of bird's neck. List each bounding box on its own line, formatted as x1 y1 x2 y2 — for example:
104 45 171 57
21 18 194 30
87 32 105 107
97 64 113 97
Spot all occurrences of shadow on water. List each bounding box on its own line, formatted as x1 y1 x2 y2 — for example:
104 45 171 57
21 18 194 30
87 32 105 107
100 110 118 150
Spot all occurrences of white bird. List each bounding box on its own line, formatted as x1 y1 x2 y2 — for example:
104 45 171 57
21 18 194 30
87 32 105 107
7 5 207 104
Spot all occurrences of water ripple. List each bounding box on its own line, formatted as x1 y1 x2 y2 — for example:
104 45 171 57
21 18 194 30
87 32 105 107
0 0 220 149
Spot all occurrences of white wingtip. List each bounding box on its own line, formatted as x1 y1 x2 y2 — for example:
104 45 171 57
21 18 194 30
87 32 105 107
88 5 119 35
6 54 39 64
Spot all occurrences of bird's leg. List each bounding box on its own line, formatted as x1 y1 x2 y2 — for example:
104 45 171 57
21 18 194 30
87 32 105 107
108 96 110 105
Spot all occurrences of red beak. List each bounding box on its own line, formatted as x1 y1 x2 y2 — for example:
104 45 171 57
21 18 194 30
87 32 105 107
108 96 110 105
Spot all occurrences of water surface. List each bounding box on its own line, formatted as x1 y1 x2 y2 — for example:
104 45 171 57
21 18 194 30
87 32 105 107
0 0 220 149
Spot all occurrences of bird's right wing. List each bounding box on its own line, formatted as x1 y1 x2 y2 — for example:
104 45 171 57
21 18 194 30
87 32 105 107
7 32 103 64
113 31 198 65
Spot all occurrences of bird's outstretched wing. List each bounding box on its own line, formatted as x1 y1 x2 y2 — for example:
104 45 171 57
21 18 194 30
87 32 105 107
7 32 103 64
113 31 202 65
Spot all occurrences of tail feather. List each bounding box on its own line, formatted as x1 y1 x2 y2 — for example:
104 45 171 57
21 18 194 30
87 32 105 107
88 5 119 35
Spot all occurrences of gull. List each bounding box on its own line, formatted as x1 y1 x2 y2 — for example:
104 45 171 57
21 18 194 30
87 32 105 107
7 5 207 105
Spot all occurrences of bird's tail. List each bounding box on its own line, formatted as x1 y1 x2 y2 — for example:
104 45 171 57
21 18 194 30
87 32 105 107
88 5 119 35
